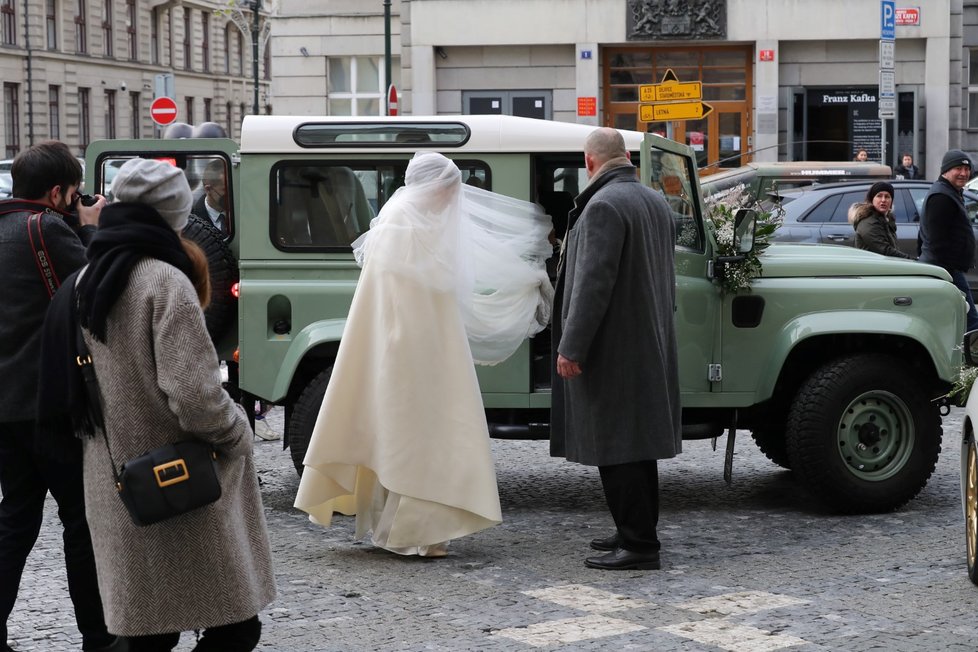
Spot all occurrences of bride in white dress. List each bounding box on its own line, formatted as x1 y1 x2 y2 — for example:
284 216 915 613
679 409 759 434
294 151 553 556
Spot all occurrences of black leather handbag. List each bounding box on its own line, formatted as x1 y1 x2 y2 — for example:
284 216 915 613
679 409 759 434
75 322 222 527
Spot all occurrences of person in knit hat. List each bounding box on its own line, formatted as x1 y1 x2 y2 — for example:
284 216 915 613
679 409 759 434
919 149 978 331
847 181 913 259
40 156 276 648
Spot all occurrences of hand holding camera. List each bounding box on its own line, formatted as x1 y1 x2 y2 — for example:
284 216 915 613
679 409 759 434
73 192 107 228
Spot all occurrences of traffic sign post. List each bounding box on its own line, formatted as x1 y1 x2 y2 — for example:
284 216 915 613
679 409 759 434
638 69 713 125
879 1 896 164
150 96 178 127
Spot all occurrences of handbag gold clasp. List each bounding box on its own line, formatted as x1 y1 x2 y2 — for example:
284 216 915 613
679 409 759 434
154 459 189 487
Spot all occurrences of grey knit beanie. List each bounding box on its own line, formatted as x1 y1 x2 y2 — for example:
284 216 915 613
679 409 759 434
111 158 192 230
940 149 973 175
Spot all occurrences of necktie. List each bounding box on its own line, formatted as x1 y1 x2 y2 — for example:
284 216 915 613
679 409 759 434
218 213 228 235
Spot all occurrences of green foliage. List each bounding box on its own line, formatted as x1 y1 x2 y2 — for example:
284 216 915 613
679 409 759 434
947 365 978 406
705 183 784 296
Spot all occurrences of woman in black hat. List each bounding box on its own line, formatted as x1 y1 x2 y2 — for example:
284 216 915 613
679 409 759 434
847 181 914 259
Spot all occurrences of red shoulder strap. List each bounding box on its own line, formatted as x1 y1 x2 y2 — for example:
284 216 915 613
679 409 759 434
26 212 61 299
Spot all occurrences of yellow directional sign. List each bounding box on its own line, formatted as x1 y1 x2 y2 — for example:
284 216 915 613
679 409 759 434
638 68 703 103
640 101 714 122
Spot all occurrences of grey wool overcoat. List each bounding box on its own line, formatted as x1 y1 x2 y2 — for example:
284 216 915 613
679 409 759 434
80 259 275 637
550 165 682 467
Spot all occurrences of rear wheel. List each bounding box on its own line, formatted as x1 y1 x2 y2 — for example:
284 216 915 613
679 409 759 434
786 354 941 513
286 367 333 475
750 426 791 469
967 437 978 585
181 215 238 343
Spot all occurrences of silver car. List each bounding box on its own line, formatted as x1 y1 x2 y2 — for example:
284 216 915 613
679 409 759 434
771 179 978 289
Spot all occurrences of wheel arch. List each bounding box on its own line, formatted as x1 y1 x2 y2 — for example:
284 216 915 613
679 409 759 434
758 311 953 405
269 319 344 403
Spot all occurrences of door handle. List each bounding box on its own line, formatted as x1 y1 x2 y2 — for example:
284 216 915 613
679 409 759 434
826 234 849 241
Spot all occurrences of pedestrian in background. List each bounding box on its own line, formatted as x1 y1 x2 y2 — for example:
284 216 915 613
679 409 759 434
550 128 681 571
918 149 978 332
894 153 922 180
848 181 914 259
0 142 120 652
49 158 275 650
854 149 869 162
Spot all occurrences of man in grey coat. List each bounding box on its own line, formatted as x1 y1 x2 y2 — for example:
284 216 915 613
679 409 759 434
551 127 681 571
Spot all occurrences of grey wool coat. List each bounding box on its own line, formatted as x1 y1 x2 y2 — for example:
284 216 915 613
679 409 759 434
80 259 275 637
550 165 682 467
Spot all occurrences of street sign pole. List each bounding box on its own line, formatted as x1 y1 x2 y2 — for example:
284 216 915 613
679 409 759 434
880 0 895 166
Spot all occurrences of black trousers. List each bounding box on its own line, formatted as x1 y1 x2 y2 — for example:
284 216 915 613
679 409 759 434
0 421 112 650
598 460 660 553
126 616 262 652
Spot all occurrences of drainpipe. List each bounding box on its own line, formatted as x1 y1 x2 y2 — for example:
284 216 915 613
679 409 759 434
23 0 34 145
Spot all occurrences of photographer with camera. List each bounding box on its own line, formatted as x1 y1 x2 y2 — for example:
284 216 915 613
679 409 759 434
0 141 119 652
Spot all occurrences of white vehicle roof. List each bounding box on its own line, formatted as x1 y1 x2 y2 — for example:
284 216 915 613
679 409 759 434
239 114 645 155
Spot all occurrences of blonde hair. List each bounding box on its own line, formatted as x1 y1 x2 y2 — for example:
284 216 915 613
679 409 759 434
180 237 211 309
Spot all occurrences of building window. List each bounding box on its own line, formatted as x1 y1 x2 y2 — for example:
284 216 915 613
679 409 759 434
263 36 271 80
3 83 20 158
104 90 116 138
226 101 233 137
327 56 399 116
203 98 212 122
126 0 136 60
183 7 192 70
46 0 57 50
224 24 233 74
236 30 243 76
102 0 112 57
969 50 978 129
1 0 16 46
150 7 159 64
79 87 90 153
201 12 210 72
49 85 60 140
129 91 140 138
75 0 87 54
185 96 194 124
239 101 246 120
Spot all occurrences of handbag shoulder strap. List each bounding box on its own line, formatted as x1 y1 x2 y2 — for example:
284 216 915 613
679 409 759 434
73 307 124 490
27 212 61 299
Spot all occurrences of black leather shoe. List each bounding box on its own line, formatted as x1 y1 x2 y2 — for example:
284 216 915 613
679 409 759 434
589 533 621 551
585 548 661 570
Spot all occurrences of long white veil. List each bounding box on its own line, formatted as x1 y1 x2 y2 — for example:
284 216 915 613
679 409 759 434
353 152 554 365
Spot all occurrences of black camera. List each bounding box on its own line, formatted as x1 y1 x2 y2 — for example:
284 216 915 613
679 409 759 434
75 193 98 207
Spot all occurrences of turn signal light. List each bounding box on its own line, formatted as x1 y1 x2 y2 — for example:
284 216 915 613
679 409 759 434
231 282 240 298
233 348 240 363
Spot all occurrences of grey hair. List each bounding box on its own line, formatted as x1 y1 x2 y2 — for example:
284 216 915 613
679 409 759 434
584 128 627 164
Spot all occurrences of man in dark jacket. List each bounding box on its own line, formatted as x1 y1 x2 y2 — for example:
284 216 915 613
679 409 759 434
0 142 119 652
894 153 922 180
918 149 978 331
551 128 681 571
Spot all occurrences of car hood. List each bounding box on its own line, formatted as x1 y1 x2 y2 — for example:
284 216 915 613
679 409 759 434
758 243 952 282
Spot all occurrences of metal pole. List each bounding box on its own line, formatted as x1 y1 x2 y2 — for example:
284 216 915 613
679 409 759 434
252 0 261 115
384 0 392 114
23 0 34 145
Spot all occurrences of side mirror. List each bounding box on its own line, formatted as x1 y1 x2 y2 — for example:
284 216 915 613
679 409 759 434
733 208 757 254
964 330 978 367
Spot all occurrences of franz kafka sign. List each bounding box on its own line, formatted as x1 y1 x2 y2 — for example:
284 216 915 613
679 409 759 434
627 0 727 41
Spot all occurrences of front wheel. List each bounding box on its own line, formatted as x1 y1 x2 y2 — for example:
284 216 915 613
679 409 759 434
286 366 333 476
786 354 942 513
966 436 978 585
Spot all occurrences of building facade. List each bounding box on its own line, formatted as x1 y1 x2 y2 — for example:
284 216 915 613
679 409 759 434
0 0 272 159
272 0 972 179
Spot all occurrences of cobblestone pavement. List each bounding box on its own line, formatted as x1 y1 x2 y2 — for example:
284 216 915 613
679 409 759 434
7 407 978 651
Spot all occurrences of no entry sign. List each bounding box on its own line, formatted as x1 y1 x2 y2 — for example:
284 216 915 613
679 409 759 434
150 96 178 126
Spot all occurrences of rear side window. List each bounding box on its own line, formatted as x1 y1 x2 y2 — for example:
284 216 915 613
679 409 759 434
271 160 490 250
801 194 841 222
828 192 865 222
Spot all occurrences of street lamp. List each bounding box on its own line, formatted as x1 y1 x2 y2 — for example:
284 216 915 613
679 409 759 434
252 0 261 115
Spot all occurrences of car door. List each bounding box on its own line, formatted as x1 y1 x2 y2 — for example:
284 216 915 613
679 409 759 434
816 190 864 246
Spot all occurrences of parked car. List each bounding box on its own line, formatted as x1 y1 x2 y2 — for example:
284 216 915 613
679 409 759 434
960 330 978 584
0 172 11 199
771 179 978 290
700 160 893 206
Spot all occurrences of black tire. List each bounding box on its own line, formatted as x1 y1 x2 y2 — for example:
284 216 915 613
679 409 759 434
966 436 978 585
182 214 238 344
286 366 333 475
750 427 791 469
785 354 942 514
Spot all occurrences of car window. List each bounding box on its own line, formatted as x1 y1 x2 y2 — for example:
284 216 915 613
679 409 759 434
966 195 978 223
907 188 927 222
892 189 913 223
800 194 841 222
829 192 866 222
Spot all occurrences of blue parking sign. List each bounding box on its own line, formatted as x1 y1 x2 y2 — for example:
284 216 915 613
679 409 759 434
881 0 895 40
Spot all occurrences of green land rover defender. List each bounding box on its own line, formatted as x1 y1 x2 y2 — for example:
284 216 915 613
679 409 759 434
85 114 965 514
